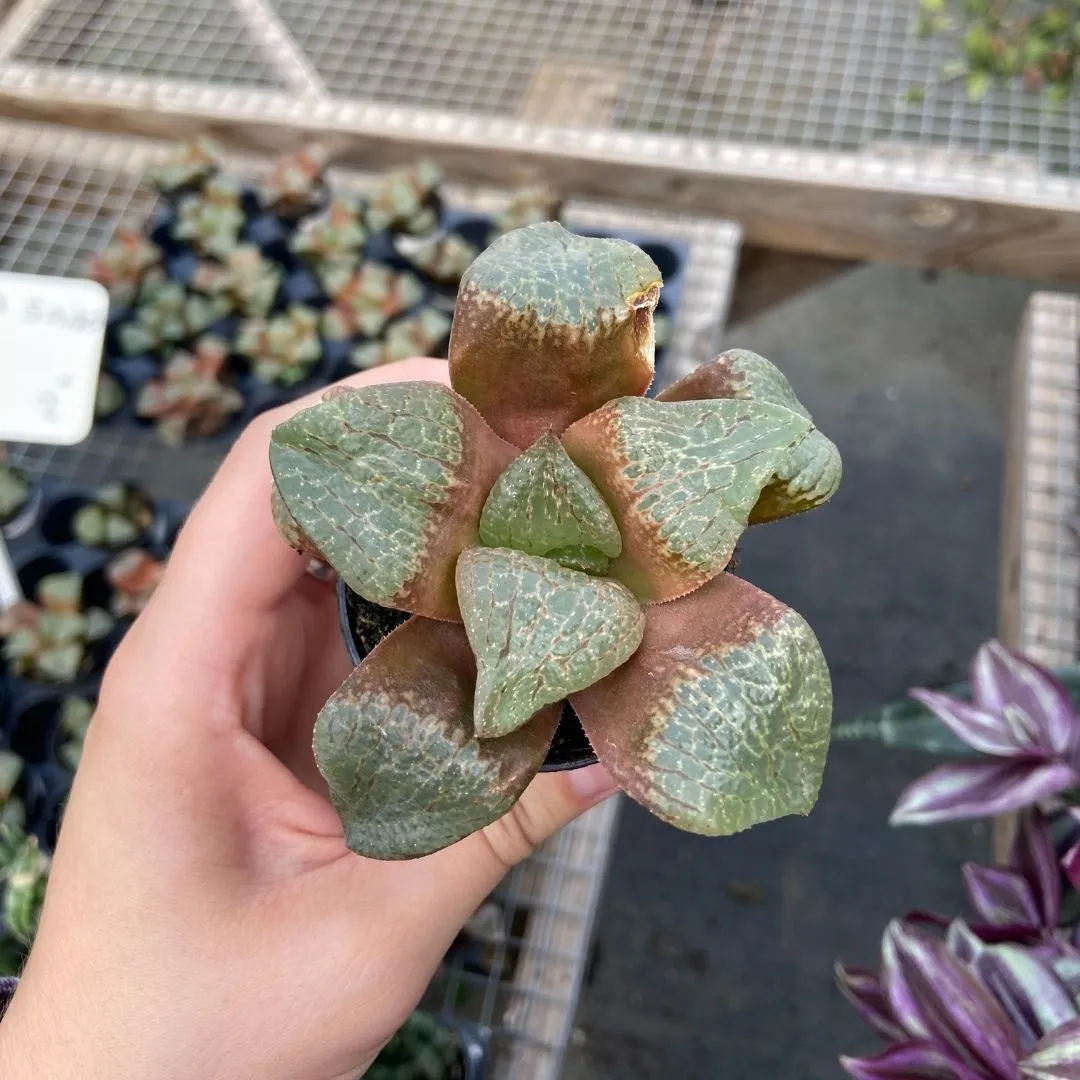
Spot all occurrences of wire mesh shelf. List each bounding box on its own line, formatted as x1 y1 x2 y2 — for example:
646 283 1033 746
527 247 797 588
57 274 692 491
1000 293 1080 669
0 0 1078 274
0 118 741 1079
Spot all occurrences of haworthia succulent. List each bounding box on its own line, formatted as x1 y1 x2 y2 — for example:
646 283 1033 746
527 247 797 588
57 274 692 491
456 547 645 739
269 383 516 621
449 223 661 448
478 433 622 574
561 397 813 603
315 617 559 859
659 350 842 524
571 573 832 835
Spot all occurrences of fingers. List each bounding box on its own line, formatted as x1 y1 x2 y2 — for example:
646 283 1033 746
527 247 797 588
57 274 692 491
150 358 451 630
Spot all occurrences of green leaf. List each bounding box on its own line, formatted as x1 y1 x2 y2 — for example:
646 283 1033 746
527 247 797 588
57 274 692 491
478 433 621 574
658 350 842 525
561 396 812 603
449 222 661 448
270 383 516 621
315 617 559 859
571 572 832 835
456 547 645 738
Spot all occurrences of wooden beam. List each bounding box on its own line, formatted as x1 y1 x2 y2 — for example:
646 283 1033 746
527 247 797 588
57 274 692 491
3 68 1080 279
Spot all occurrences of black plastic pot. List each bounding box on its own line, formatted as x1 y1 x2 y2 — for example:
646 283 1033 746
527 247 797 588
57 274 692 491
337 581 598 771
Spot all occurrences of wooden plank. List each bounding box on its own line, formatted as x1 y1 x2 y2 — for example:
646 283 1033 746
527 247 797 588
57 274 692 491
3 71 1080 279
728 246 861 326
996 293 1080 859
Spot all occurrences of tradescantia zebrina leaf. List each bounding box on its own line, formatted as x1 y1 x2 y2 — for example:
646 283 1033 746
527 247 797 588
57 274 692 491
659 350 842 525
449 222 661 448
456 547 645 738
478 433 621 575
315 617 560 859
561 397 813 603
570 572 832 835
270 383 516 621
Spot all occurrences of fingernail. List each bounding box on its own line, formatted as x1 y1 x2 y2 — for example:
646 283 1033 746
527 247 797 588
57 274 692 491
568 763 618 802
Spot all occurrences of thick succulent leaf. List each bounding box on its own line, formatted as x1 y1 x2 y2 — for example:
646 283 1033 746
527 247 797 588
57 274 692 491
448 222 661 448
974 942 1079 1052
270 383 516 621
455 547 644 739
834 963 907 1043
1020 1018 1080 1080
561 398 812 603
890 760 1079 826
909 689 1026 757
972 642 1079 758
834 696 979 756
314 617 559 859
478 433 621 574
963 863 1042 928
658 350 841 524
1011 811 1062 929
840 1041 982 1080
881 920 1022 1076
570 572 831 835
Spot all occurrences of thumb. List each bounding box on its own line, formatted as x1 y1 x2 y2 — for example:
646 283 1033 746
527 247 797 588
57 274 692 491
477 763 620 872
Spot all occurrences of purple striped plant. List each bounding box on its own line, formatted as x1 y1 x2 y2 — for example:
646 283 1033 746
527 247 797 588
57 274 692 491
838 643 1080 1079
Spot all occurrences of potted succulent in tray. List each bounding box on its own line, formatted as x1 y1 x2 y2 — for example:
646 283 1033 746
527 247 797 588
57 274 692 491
269 222 842 860
836 641 1080 1080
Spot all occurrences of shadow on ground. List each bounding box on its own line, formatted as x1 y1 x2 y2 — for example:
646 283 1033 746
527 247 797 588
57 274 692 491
562 264 1063 1080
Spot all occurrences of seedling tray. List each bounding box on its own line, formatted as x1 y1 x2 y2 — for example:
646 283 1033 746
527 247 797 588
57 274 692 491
0 476 185 849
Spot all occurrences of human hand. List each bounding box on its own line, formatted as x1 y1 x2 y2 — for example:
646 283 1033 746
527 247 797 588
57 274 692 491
0 358 617 1080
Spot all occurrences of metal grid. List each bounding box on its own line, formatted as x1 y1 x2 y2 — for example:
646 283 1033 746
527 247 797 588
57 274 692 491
0 119 741 1078
0 0 1075 180
999 293 1080 669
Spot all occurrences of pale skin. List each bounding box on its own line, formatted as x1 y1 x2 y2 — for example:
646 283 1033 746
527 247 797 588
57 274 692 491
0 357 617 1080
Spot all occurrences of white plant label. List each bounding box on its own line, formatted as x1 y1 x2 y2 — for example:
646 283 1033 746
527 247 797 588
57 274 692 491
0 271 109 445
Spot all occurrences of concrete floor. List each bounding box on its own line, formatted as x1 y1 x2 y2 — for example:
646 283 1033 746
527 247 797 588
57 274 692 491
562 264 1070 1080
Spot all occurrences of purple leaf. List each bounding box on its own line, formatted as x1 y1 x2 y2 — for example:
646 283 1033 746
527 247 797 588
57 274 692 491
835 963 907 1043
1020 1017 1080 1079
973 942 1078 1053
1012 812 1062 930
964 863 1043 929
1062 840 1080 892
911 688 1027 757
891 761 1078 826
840 1041 984 1080
948 919 989 966
973 642 1079 759
882 920 1023 1076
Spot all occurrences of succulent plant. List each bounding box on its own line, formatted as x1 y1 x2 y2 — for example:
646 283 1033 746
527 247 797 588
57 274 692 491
913 0 1080 104
191 244 282 319
94 372 126 421
0 824 49 948
394 231 480 286
118 278 230 355
321 264 425 340
289 197 368 280
71 482 154 548
364 160 443 236
0 464 30 527
174 174 246 260
366 1012 462 1080
145 137 221 194
489 186 564 241
237 305 322 386
106 548 166 618
58 694 94 771
261 144 328 218
87 227 162 305
269 222 841 860
135 335 244 446
0 572 114 684
350 307 452 370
